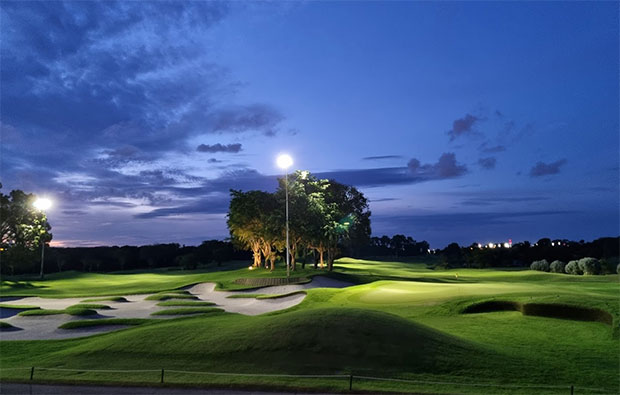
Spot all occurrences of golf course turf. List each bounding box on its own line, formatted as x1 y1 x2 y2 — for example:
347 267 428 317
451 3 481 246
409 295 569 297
1 258 618 394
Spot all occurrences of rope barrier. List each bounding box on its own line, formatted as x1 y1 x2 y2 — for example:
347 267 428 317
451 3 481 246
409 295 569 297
0 367 612 393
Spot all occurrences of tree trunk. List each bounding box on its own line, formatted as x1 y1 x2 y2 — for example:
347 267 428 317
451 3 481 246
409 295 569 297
318 247 325 269
290 242 297 271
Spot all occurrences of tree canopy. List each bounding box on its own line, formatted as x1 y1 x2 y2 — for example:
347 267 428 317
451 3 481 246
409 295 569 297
0 185 53 274
227 171 371 271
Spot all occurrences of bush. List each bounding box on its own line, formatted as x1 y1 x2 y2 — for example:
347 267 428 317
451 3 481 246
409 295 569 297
549 260 566 273
565 260 582 275
530 259 550 272
578 257 600 275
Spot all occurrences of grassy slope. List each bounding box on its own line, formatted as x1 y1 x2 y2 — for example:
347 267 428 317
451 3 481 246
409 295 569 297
1 258 618 394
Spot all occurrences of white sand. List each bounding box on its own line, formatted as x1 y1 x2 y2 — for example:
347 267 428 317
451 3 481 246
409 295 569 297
0 276 353 341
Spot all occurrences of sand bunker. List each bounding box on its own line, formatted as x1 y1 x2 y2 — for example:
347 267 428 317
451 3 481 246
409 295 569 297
0 276 353 341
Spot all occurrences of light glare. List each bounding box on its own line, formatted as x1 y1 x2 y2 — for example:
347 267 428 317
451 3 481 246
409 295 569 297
276 154 293 169
33 198 52 211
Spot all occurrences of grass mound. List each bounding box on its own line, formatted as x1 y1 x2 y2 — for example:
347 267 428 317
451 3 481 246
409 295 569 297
0 304 40 310
60 308 487 375
227 291 306 300
0 321 20 331
59 319 152 329
233 277 310 287
151 307 223 316
462 300 614 326
81 296 128 303
18 307 97 317
145 293 197 301
68 304 112 310
156 301 215 307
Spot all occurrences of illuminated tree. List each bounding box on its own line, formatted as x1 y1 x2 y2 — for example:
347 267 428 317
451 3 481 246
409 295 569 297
0 186 53 274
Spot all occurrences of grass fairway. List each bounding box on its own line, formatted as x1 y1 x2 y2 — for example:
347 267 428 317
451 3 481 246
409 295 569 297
1 258 618 394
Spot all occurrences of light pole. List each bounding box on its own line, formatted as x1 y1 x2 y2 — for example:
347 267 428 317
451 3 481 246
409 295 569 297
276 154 293 279
33 198 52 279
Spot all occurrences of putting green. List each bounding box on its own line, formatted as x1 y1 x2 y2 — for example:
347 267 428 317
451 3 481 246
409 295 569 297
332 281 543 305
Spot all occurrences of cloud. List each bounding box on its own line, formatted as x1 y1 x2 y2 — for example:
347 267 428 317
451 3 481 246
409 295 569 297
407 153 467 179
448 113 480 140
197 143 242 153
529 159 567 177
362 155 403 161
479 144 506 153
478 157 497 170
209 104 283 136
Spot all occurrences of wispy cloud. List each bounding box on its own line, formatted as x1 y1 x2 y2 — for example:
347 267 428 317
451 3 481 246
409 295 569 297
530 159 567 177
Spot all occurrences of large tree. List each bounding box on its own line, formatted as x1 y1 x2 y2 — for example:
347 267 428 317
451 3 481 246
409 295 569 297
0 186 53 275
229 171 371 272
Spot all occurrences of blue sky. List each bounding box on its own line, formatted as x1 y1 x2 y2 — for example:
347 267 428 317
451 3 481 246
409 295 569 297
1 1 618 248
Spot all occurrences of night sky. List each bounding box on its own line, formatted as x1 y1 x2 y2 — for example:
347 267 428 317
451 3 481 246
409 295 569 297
2 1 618 248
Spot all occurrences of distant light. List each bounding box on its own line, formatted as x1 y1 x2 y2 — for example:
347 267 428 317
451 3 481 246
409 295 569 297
488 243 495 249
33 198 52 211
551 242 555 246
276 154 293 169
248 266 254 270
477 243 482 249
503 242 510 248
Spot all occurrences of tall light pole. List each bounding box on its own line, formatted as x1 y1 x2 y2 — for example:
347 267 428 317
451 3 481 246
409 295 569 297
276 154 293 279
33 198 52 279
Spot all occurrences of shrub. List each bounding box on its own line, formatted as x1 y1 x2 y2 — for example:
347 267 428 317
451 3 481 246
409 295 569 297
549 260 566 273
578 257 601 275
530 259 550 272
565 260 582 275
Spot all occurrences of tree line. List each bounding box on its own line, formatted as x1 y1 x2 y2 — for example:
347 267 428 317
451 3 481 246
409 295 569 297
227 171 372 271
437 237 619 272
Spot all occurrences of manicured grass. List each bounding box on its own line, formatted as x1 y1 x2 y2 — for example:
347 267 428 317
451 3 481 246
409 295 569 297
144 293 198 301
59 319 152 329
156 301 216 307
18 307 97 317
81 296 128 303
256 291 306 299
226 291 305 299
0 304 40 310
226 293 263 299
68 304 112 310
151 307 223 316
1 258 618 394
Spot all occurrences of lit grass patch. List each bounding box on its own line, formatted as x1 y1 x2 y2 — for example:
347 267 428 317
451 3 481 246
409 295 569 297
144 293 198 301
0 304 40 310
59 318 152 329
156 300 215 307
151 307 223 316
81 296 128 303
